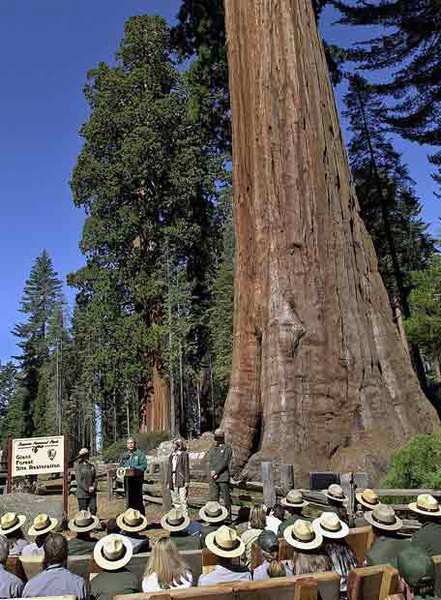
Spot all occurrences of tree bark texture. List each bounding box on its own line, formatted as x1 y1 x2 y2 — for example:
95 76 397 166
141 366 170 432
222 0 438 483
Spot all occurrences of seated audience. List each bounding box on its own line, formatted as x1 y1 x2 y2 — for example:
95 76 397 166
284 519 331 576
409 495 441 556
241 504 267 567
91 533 140 600
198 525 251 585
0 513 27 556
314 512 357 598
364 504 409 567
233 506 251 536
142 537 193 592
324 484 350 524
0 534 24 598
265 503 284 535
397 545 436 600
22 532 87 599
161 508 200 550
22 513 58 557
116 508 150 553
354 489 380 526
197 501 229 546
278 490 310 536
253 530 292 581
67 510 99 555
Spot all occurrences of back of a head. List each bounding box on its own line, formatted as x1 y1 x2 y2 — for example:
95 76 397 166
271 504 285 521
106 518 121 535
292 549 332 576
267 558 287 579
398 545 434 593
250 504 266 530
44 533 68 567
145 537 189 588
235 506 251 524
0 535 9 565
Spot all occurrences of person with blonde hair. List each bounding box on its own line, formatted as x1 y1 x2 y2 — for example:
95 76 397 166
142 537 193 592
241 504 267 567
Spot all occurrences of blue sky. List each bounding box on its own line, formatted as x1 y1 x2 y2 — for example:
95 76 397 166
0 2 439 364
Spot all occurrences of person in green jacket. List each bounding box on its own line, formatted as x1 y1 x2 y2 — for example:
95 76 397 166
398 545 439 600
409 495 441 556
119 438 147 515
207 429 232 516
67 511 99 556
365 504 409 568
91 534 140 600
278 490 310 537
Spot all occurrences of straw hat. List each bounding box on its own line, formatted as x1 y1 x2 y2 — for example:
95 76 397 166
281 489 309 509
94 534 133 571
408 495 441 517
68 510 100 533
199 501 229 523
364 504 403 531
324 484 346 504
205 525 245 558
160 509 190 533
356 489 380 510
0 513 26 536
313 512 349 540
116 509 148 533
28 513 58 536
284 519 323 550
78 448 89 457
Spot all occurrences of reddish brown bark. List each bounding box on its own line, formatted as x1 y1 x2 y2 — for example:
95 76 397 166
141 366 170 432
222 0 438 482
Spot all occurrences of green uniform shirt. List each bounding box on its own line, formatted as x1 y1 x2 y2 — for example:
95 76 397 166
366 537 410 568
90 568 140 600
120 449 148 472
412 523 441 556
207 444 232 483
170 533 201 551
75 460 96 499
67 537 96 556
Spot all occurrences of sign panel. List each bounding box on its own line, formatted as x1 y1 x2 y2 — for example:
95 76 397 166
12 436 64 477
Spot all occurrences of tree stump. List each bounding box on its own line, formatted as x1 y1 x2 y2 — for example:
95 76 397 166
280 464 295 496
261 461 276 509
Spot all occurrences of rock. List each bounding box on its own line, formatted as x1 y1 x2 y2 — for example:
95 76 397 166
156 441 174 459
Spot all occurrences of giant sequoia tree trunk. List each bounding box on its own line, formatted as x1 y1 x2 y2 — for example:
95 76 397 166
222 0 438 482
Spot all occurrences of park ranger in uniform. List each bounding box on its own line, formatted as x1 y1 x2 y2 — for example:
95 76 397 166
119 438 147 515
207 429 232 516
74 447 97 514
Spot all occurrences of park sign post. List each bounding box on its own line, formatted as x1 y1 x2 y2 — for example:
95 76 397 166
6 433 69 520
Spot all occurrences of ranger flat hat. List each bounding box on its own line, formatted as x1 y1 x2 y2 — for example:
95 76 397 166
0 512 26 536
313 512 349 540
281 489 309 509
116 508 148 533
205 525 245 558
68 510 100 533
284 519 323 550
28 513 58 536
324 484 347 504
199 501 229 523
356 489 380 510
78 448 89 457
364 504 403 531
94 534 133 571
408 494 441 517
160 509 190 533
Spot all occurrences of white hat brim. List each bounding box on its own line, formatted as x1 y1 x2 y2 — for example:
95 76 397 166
68 515 100 533
312 518 349 540
94 534 133 571
283 525 323 550
205 530 245 558
324 491 346 504
199 506 229 523
281 498 309 508
355 493 380 510
28 518 58 536
408 502 441 517
116 514 148 533
0 515 26 536
160 514 190 532
364 511 403 531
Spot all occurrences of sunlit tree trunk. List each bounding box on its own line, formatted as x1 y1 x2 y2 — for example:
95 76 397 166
222 0 438 481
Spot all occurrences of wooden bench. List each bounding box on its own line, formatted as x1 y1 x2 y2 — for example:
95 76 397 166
346 527 375 565
348 564 399 600
433 554 441 597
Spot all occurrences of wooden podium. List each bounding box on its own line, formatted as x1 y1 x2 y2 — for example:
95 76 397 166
125 468 144 479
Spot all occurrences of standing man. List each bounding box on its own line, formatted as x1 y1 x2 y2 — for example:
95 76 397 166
74 448 97 515
119 438 147 515
207 429 232 517
167 439 190 516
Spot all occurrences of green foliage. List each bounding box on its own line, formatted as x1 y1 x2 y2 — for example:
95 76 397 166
406 255 441 366
382 430 441 490
101 431 169 463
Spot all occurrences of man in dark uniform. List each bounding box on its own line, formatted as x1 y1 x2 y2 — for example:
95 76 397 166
74 448 97 514
119 438 147 515
207 429 232 516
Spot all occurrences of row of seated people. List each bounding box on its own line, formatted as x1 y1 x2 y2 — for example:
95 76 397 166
0 486 439 599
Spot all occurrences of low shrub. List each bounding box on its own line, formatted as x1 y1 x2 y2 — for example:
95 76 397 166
102 431 170 463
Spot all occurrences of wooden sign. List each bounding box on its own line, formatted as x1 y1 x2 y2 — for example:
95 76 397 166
11 435 64 477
